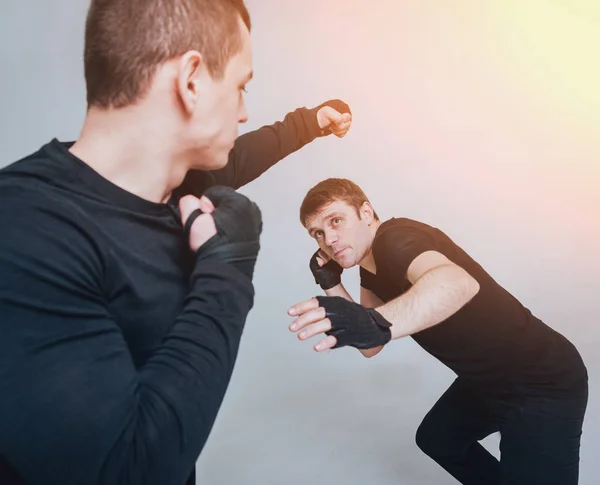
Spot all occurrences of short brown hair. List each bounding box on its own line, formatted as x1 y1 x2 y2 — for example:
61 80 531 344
84 0 251 109
299 178 379 227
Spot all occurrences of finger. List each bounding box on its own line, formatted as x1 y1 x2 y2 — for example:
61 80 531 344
331 129 348 137
335 119 352 130
289 306 326 331
331 121 351 133
324 109 343 125
317 106 343 129
288 297 319 317
314 335 337 352
330 128 350 138
179 195 203 224
297 317 332 341
198 195 215 214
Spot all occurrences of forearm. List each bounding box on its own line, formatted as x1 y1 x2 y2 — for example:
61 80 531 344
142 260 253 401
127 260 254 483
213 106 322 189
323 283 353 300
1 264 254 485
376 264 479 340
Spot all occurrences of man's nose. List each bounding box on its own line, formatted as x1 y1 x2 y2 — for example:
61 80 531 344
324 229 338 247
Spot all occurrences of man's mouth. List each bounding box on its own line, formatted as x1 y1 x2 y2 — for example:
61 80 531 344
334 247 348 257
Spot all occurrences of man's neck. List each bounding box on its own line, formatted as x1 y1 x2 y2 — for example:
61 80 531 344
359 219 382 274
69 106 189 204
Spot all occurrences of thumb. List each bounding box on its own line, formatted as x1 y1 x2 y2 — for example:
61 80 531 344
316 250 330 267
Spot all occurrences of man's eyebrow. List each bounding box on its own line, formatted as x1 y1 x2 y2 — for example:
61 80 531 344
323 212 343 223
307 212 343 236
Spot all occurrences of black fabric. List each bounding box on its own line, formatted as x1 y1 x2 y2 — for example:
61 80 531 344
415 377 588 485
0 104 328 485
202 186 262 243
195 186 262 280
360 217 588 392
183 208 203 238
309 250 343 290
316 296 392 349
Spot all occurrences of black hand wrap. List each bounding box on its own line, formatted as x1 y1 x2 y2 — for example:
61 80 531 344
315 99 352 136
316 296 392 349
309 251 343 290
187 186 262 280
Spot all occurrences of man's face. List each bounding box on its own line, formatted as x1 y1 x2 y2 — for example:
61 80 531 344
188 18 253 169
305 200 374 268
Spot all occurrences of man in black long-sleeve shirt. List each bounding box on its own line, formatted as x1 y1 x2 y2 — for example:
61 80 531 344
0 1 352 484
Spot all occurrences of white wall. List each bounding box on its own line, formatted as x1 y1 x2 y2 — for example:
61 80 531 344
1 1 598 484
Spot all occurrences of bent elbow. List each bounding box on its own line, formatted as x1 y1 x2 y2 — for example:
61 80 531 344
360 345 384 358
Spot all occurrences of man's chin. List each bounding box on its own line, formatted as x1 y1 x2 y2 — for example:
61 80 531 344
190 149 230 171
336 257 355 269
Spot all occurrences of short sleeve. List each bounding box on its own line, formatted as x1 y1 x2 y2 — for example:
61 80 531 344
359 266 378 292
372 224 440 286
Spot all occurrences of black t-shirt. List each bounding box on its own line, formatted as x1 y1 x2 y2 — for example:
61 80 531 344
360 218 587 391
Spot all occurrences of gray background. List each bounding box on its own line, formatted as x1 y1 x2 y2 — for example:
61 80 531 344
1 1 598 484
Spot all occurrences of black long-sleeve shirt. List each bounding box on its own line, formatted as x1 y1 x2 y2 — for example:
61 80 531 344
0 106 324 485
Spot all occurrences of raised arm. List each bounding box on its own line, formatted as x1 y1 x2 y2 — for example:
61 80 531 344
304 250 384 357
0 189 260 485
358 286 386 357
209 99 351 189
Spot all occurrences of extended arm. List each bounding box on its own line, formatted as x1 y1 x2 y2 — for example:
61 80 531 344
358 287 386 357
289 252 479 352
209 99 351 189
306 251 385 357
376 251 480 339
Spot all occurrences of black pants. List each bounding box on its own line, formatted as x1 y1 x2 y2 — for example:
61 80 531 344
415 378 588 485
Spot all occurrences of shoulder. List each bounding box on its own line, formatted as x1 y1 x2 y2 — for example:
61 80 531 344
0 183 105 291
1 139 68 179
373 218 439 256
370 218 445 280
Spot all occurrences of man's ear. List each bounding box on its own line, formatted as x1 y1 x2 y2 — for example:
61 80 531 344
360 201 375 224
176 50 204 115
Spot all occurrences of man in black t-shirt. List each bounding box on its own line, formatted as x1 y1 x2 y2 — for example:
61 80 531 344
288 178 588 485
